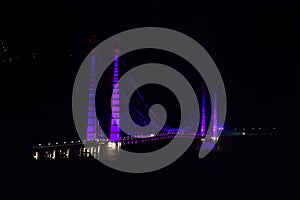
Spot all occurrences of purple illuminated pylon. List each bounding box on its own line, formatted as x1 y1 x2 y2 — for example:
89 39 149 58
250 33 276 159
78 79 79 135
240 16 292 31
110 49 120 142
200 86 206 137
86 51 98 141
212 87 218 138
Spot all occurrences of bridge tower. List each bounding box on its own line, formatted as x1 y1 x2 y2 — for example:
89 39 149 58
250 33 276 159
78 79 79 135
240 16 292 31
85 36 121 142
212 87 218 140
200 85 206 137
110 49 120 142
86 35 98 141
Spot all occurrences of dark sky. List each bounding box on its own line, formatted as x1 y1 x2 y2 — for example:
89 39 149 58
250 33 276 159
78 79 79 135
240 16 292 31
1 1 299 144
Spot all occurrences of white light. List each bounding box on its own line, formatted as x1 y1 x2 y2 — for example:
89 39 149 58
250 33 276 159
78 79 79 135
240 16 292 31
273 127 276 130
56 142 58 144
52 150 56 159
211 136 218 141
78 140 81 143
38 144 41 146
63 141 66 144
108 142 116 149
242 132 245 135
48 143 51 145
34 152 38 160
71 141 73 143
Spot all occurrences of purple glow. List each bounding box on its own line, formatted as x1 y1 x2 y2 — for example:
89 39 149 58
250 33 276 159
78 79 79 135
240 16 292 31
110 133 119 142
112 106 120 112
110 49 120 142
87 125 96 132
88 100 95 105
111 126 120 132
112 100 119 105
114 55 119 67
87 133 95 140
86 54 98 141
88 118 96 124
112 113 120 118
201 86 206 136
111 119 120 125
112 94 120 99
212 87 218 137
88 106 95 111
113 84 119 88
88 112 95 117
89 93 95 99
113 89 119 93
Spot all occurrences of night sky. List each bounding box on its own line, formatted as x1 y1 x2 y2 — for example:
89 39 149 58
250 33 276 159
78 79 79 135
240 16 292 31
1 1 299 144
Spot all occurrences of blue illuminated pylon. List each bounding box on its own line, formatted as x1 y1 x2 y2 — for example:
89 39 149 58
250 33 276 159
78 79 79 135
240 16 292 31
110 49 120 142
200 86 206 137
86 50 98 141
212 87 218 138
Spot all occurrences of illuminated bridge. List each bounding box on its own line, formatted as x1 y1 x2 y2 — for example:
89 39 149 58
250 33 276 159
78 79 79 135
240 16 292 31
32 38 282 161
32 126 281 161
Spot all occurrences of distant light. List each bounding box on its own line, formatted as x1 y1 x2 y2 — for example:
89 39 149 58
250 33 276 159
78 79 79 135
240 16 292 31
56 142 58 144
71 141 73 143
259 128 261 130
211 136 218 141
252 128 254 130
38 144 41 146
78 140 81 143
242 132 245 135
273 127 276 130
63 141 66 144
34 152 38 160
48 143 51 145
243 128 245 130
